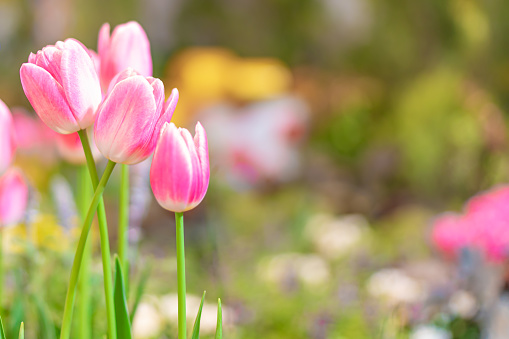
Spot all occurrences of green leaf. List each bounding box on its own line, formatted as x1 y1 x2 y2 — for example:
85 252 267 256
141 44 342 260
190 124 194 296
129 262 152 324
18 322 24 339
114 256 132 339
215 299 222 339
0 316 6 339
191 291 206 339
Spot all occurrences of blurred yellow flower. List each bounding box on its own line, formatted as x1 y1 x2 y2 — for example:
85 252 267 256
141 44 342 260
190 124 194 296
226 58 291 101
164 47 292 124
3 214 78 254
3 223 27 254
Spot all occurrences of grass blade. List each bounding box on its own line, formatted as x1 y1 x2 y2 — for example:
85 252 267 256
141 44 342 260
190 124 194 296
215 299 222 339
191 291 206 339
18 322 24 339
0 316 6 339
114 256 132 339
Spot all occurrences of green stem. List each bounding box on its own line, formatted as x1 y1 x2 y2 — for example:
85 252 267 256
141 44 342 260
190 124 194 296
78 130 117 339
118 164 129 277
60 160 116 339
77 165 92 339
175 212 186 339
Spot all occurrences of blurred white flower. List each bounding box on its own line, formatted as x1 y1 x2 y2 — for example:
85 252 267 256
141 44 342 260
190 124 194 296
410 325 451 339
132 302 163 339
259 253 330 287
198 96 309 189
448 290 478 318
305 214 369 259
296 254 331 287
367 268 424 305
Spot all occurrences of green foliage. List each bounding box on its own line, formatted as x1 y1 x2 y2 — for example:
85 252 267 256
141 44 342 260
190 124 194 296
113 257 132 339
191 291 206 339
215 299 222 339
0 317 6 339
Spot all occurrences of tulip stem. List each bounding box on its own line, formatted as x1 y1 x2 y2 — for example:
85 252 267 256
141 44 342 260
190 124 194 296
77 164 92 339
77 130 117 339
60 159 116 339
118 164 129 279
175 212 186 339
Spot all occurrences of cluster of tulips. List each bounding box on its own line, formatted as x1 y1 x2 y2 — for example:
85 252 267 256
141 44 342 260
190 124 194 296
0 21 217 338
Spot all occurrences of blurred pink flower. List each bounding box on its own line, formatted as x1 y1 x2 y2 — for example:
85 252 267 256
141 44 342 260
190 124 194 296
432 186 509 262
150 122 209 212
20 39 102 134
98 21 152 92
94 68 178 165
55 129 100 165
0 99 16 175
0 169 28 226
431 214 471 259
12 108 56 151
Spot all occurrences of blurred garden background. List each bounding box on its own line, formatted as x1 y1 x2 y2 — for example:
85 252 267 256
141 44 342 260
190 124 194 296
2 0 509 338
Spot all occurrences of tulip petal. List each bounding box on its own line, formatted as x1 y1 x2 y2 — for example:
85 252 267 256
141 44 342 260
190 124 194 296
180 128 202 204
20 63 79 134
194 122 210 201
98 23 110 57
163 88 179 123
60 39 102 130
109 21 152 77
28 53 36 64
95 76 158 164
36 46 64 84
106 68 139 95
147 77 165 116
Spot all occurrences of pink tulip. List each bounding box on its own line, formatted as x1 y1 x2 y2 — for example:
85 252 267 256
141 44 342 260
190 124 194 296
20 39 102 134
0 100 15 175
150 122 209 212
98 21 152 91
0 169 28 226
94 68 179 164
56 129 100 165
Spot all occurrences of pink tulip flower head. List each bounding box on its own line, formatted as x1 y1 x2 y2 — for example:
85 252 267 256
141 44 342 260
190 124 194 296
98 21 152 91
20 39 102 134
94 68 179 165
0 100 16 175
0 169 28 227
150 122 210 212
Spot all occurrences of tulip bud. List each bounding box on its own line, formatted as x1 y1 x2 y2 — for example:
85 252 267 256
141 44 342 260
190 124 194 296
0 169 28 226
98 21 152 91
150 122 210 212
0 100 16 175
94 69 179 165
20 39 102 134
